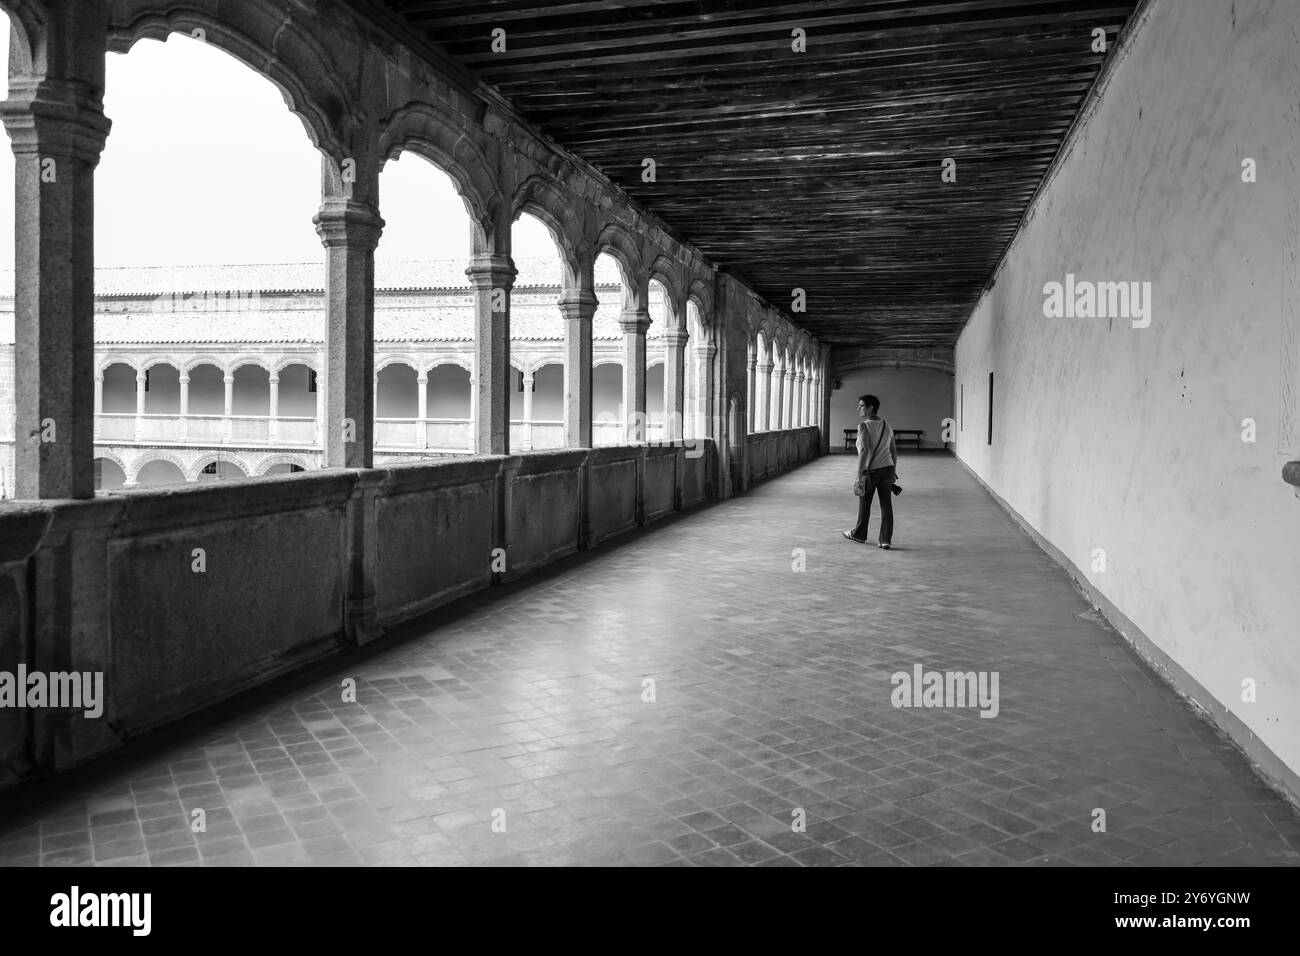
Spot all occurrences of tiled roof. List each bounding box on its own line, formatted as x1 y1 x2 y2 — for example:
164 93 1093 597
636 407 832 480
0 301 655 345
0 257 623 297
0 257 666 346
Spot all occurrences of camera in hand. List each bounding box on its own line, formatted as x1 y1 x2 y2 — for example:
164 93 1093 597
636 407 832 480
890 483 902 496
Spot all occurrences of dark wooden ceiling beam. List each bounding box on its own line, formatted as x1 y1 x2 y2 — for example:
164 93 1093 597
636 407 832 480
370 0 1138 347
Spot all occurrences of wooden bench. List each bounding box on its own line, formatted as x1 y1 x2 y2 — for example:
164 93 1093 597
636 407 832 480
846 427 924 450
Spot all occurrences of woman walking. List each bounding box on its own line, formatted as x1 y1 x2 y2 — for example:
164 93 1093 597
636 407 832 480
843 394 897 549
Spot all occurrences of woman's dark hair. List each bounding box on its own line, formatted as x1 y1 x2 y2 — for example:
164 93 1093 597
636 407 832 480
859 394 880 414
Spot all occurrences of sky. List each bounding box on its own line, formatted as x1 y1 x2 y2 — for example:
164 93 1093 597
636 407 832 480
0 20 558 270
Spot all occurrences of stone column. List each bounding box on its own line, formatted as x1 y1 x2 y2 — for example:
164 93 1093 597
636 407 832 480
178 372 189 441
268 373 279 442
417 370 428 449
222 372 234 443
819 344 833 454
696 344 717 440
755 362 772 432
316 198 384 468
93 371 103 441
794 371 805 428
560 287 597 448
1 60 111 498
133 368 145 440
467 254 516 455
314 362 325 448
663 327 688 441
746 352 756 434
784 367 796 430
522 372 534 450
771 363 784 432
620 306 650 443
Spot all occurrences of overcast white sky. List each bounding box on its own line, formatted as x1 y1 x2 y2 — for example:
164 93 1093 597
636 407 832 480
0 20 558 270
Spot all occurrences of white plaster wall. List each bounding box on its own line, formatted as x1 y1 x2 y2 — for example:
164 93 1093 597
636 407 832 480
955 0 1300 776
828 367 954 450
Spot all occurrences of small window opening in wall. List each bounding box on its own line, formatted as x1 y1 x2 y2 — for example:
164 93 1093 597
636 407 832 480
308 370 317 393
143 369 150 392
289 464 304 473
987 372 994 446
202 462 219 476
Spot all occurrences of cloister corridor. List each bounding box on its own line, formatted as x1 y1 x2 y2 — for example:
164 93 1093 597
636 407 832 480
2 453 1295 868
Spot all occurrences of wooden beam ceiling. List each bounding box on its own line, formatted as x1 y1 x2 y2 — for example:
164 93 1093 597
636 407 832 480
373 0 1139 348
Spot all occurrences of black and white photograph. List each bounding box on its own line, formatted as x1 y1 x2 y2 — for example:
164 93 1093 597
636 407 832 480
0 0 1296 935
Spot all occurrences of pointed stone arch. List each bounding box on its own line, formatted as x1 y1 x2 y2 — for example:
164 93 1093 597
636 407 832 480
106 0 353 162
378 100 505 254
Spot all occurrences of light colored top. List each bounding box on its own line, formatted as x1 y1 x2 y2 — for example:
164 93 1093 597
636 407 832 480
858 418 895 470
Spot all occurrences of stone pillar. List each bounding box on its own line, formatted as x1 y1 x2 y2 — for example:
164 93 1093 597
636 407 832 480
696 344 716 440
1 49 112 498
784 367 796 430
746 352 756 434
620 306 650 443
755 362 772 432
560 287 597 448
93 371 103 441
771 364 784 433
794 371 806 428
222 372 234 443
315 359 325 448
819 344 833 454
417 370 428 449
467 254 516 455
178 372 189 441
268 373 279 442
663 327 688 441
316 198 384 468
133 368 145 440
522 372 534 450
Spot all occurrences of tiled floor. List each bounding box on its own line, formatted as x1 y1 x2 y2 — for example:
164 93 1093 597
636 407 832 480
2 453 1298 866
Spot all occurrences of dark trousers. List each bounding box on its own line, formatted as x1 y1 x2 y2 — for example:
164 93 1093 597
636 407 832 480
852 466 896 544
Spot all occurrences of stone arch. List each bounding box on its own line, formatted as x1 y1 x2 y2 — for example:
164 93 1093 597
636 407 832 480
687 278 714 342
256 454 312 476
127 448 188 483
594 221 645 309
378 101 504 252
647 255 684 328
512 174 582 287
137 355 174 372
837 357 955 375
106 0 352 161
97 356 139 375
182 355 227 375
424 356 473 375
228 355 274 374
274 356 317 374
187 451 250 481
94 449 129 475
376 354 420 374
593 357 624 369
525 355 565 376
0 2 43 77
